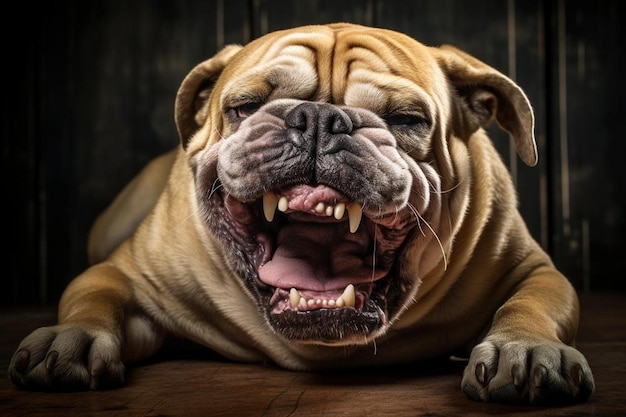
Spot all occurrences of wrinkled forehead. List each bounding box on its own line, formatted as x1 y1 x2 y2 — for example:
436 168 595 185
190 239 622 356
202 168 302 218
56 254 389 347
217 25 446 115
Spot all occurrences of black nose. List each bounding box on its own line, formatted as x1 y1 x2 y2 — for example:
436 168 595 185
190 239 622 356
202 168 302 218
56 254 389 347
285 103 353 152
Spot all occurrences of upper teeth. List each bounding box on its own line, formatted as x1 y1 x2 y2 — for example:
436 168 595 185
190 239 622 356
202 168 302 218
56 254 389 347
262 192 362 233
289 284 356 310
262 192 279 222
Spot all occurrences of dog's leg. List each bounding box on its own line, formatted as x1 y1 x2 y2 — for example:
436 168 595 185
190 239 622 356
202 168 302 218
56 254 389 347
461 266 595 404
8 264 163 391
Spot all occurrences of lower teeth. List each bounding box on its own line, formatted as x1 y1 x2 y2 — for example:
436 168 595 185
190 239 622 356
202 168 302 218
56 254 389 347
288 284 356 310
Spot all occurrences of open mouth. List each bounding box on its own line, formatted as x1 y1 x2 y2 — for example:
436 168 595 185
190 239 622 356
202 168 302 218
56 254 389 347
206 181 417 345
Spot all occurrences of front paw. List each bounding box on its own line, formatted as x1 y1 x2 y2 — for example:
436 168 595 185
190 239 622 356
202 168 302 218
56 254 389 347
8 325 125 391
461 339 594 404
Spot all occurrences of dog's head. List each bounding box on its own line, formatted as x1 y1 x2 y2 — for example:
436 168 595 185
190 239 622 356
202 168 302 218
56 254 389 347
175 23 536 346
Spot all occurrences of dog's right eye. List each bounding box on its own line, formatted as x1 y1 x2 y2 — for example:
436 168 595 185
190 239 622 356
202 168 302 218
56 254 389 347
234 102 262 118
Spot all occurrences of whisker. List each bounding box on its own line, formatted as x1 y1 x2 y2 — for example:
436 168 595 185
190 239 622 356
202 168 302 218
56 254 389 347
211 116 228 141
433 179 462 195
406 203 424 236
417 209 448 271
208 178 223 200
371 227 377 283
171 207 200 232
408 202 448 271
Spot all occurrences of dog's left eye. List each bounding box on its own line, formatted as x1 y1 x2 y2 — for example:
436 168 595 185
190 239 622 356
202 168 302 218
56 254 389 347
384 114 428 127
234 102 263 118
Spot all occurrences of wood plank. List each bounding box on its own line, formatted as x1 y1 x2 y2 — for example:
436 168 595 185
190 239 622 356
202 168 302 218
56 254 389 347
0 293 623 416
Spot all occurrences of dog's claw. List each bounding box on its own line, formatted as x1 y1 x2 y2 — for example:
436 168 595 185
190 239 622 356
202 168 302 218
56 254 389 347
91 357 106 377
13 349 30 372
571 364 584 386
475 362 488 385
512 364 524 389
533 364 547 388
44 351 58 371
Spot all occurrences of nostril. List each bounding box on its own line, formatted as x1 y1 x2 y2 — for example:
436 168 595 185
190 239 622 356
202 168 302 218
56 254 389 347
285 103 318 132
328 109 353 134
285 107 307 130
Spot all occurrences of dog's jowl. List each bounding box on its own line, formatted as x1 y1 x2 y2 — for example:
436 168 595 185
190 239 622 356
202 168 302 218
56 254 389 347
9 23 594 404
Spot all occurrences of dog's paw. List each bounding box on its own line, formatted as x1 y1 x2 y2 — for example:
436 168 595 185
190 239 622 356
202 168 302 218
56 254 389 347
8 325 125 391
461 339 594 404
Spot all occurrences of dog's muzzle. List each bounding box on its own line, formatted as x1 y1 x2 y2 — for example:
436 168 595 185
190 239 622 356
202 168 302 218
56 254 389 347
194 99 431 345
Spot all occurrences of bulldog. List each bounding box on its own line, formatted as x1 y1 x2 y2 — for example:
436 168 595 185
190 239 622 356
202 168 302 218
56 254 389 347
9 23 594 404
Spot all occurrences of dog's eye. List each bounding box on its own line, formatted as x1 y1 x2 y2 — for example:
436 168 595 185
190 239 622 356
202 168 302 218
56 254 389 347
384 114 428 127
234 102 262 118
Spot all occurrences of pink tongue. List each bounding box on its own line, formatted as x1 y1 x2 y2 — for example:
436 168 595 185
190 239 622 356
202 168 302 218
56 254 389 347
258 184 387 291
258 222 373 291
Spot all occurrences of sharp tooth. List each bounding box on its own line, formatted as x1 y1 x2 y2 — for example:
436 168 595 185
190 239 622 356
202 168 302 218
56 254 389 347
289 288 300 309
315 202 325 214
278 196 289 212
334 203 346 220
325 205 333 217
299 297 307 309
263 192 279 222
347 203 363 233
341 284 356 308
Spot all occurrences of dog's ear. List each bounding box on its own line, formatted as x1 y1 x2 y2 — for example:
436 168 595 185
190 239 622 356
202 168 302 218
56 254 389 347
433 45 537 167
175 45 242 148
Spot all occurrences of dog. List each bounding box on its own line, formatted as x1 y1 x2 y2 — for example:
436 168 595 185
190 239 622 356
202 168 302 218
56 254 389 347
9 23 594 404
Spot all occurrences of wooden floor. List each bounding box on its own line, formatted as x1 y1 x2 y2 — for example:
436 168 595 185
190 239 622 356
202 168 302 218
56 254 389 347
1 292 624 417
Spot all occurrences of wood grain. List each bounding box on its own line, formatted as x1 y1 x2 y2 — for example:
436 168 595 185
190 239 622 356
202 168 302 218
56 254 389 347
1 293 624 416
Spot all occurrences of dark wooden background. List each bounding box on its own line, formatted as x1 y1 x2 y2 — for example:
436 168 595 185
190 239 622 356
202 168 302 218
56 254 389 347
3 0 625 306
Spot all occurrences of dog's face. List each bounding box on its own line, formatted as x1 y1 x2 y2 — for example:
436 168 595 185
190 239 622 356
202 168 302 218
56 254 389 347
175 23 536 346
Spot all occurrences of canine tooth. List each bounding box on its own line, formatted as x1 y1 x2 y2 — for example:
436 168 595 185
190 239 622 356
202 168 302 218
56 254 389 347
334 203 346 220
325 205 333 217
342 284 356 308
315 202 325 214
347 203 363 233
278 196 289 212
289 288 300 309
263 192 279 222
